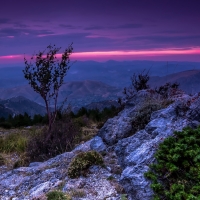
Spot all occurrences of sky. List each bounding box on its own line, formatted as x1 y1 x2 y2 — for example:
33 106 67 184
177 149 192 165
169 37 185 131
0 0 200 65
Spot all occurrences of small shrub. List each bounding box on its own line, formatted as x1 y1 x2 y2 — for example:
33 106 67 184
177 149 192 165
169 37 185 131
12 153 29 168
107 175 115 181
155 82 179 99
70 189 86 198
131 98 170 134
0 154 5 166
74 116 89 127
26 116 82 162
123 69 150 100
67 150 104 178
46 190 71 200
121 194 128 200
145 126 200 200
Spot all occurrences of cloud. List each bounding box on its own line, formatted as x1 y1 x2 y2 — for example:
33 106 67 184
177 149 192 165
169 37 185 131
59 24 79 29
13 22 29 28
0 27 55 38
116 23 143 29
0 28 21 37
125 35 200 48
0 18 10 24
84 25 105 30
84 23 143 31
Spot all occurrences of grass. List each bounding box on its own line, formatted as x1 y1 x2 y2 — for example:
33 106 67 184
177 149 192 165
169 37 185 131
69 189 86 198
0 126 43 168
0 119 100 169
0 132 27 153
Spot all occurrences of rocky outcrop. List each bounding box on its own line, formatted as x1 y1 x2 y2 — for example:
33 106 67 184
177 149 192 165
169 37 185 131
103 91 200 199
1 90 200 199
98 90 158 145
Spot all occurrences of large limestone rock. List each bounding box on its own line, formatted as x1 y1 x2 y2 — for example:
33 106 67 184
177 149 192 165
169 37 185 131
113 92 200 199
98 90 160 145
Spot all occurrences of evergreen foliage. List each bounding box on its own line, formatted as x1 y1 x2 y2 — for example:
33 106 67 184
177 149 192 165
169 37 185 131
72 105 121 123
145 126 200 200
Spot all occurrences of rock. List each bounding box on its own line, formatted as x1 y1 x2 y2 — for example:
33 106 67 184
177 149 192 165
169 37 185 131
72 139 92 153
2 90 200 200
114 93 200 199
98 90 163 145
0 141 123 199
63 166 120 200
90 136 107 152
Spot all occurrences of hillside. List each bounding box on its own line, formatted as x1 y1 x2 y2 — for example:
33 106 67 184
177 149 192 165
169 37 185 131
0 96 46 117
0 104 14 118
0 80 121 108
149 69 200 94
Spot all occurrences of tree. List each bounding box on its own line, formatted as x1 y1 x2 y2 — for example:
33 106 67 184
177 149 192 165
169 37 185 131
23 44 73 130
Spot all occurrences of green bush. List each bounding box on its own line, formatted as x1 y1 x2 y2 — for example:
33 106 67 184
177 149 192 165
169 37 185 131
145 126 200 200
46 190 71 200
67 150 104 178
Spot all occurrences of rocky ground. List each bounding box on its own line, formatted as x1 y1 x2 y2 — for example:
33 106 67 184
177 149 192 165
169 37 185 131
1 89 200 199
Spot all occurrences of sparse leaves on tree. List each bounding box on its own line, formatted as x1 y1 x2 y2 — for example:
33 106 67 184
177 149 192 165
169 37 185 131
23 44 73 130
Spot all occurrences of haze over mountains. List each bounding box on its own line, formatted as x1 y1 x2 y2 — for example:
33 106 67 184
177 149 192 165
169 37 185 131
1 60 200 88
0 60 200 115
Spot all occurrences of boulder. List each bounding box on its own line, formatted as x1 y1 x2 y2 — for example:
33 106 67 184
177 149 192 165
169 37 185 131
90 136 107 153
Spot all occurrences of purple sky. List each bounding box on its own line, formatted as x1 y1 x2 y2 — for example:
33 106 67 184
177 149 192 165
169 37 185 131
0 0 200 64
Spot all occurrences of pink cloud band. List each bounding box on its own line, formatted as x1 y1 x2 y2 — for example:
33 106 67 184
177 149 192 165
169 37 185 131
0 47 200 64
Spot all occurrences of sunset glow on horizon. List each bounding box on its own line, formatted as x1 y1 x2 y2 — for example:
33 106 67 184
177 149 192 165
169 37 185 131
1 1 200 65
1 47 200 64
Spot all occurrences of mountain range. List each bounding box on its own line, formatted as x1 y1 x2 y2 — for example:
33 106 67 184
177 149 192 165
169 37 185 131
1 60 200 88
149 69 200 94
0 96 47 118
0 60 200 117
0 80 121 108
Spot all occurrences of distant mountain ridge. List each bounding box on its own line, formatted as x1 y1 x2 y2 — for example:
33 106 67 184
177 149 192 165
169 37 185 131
0 69 200 116
0 60 200 88
149 69 200 94
0 80 122 108
0 96 46 118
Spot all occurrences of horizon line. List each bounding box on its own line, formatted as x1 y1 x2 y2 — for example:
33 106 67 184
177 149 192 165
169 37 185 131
1 47 200 63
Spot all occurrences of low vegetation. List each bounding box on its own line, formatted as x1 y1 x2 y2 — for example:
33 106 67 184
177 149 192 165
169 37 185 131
131 97 173 135
46 190 71 200
0 131 28 153
0 105 119 167
0 113 47 129
67 150 104 178
145 126 200 200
